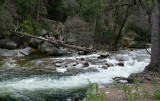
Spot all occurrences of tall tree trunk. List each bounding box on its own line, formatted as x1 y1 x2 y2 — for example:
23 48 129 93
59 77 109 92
149 0 160 72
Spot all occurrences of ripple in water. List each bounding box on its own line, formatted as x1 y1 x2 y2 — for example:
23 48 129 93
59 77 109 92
0 49 150 100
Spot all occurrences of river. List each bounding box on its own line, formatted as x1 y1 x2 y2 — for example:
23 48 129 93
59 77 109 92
0 48 150 101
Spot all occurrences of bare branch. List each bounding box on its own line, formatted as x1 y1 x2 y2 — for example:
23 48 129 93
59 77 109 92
139 0 152 24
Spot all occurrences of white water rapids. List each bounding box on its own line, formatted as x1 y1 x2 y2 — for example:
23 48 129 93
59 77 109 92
0 49 150 100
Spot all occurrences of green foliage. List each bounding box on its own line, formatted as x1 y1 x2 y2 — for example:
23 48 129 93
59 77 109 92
154 89 160 99
154 84 160 99
146 0 152 8
143 86 150 98
39 18 54 32
18 16 40 36
0 0 5 4
41 98 46 101
121 80 141 101
13 0 38 18
79 0 105 22
0 6 13 36
126 22 150 42
47 0 68 21
86 82 107 101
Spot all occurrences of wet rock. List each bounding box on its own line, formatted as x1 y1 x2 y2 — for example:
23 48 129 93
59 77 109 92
77 51 87 55
55 63 61 67
0 39 17 50
102 66 108 69
83 62 89 67
29 38 39 48
87 67 97 72
66 98 72 101
118 58 125 61
80 58 85 60
40 29 48 36
0 47 31 57
73 63 77 66
105 63 114 67
39 41 60 55
98 53 110 59
117 62 124 67
73 94 79 101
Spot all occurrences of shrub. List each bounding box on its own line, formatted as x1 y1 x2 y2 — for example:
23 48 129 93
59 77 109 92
18 16 40 36
0 6 13 36
86 82 107 101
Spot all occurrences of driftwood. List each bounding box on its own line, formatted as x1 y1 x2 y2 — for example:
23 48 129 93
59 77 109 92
11 30 92 53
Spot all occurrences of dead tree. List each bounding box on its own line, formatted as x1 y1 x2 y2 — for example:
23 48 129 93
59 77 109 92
11 30 93 53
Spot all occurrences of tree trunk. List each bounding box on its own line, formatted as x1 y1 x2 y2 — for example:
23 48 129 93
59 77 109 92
11 31 92 53
149 0 160 72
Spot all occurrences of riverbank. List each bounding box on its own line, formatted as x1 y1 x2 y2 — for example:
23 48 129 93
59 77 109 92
90 71 160 101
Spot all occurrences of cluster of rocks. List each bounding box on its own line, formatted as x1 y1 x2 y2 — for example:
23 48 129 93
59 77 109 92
0 38 31 57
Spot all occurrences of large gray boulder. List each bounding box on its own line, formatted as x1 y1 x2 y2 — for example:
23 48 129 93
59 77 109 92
0 47 31 57
0 39 17 50
38 41 60 55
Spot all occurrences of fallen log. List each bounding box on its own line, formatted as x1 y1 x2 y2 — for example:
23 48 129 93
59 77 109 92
11 30 92 53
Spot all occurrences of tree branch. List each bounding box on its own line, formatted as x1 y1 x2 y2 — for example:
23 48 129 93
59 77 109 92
139 0 152 24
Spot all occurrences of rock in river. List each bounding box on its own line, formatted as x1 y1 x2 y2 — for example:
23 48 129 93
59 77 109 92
117 62 124 67
38 41 60 55
0 47 31 57
0 39 17 50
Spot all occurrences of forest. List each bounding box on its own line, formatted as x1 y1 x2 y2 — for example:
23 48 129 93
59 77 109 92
0 0 160 101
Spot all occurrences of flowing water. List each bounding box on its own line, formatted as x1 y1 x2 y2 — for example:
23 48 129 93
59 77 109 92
0 49 150 101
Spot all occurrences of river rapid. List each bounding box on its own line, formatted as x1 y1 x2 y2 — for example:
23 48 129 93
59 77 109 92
0 49 150 101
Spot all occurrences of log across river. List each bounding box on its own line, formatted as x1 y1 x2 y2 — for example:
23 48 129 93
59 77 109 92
11 31 92 53
0 48 150 100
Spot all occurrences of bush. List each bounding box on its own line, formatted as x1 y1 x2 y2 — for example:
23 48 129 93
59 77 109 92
79 0 105 22
18 16 40 36
126 22 150 42
0 6 13 36
86 82 107 101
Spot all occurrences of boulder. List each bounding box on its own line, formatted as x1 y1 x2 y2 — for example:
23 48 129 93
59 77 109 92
55 63 62 67
29 38 39 48
98 53 110 59
83 62 89 67
38 41 60 55
0 39 17 50
102 66 108 69
0 47 31 57
117 62 124 67
105 63 114 67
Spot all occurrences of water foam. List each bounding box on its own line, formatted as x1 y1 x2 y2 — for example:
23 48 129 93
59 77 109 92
0 49 150 97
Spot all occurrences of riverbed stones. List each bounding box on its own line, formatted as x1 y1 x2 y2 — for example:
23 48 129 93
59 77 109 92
55 63 61 67
102 66 108 69
98 54 109 59
105 63 114 67
0 39 17 50
83 62 89 67
38 41 60 55
117 62 124 67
